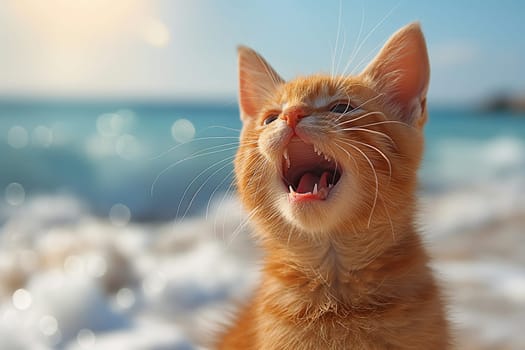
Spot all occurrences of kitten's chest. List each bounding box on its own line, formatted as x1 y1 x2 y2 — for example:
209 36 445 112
255 308 379 350
255 283 380 349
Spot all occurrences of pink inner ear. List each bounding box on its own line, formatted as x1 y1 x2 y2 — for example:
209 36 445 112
390 39 429 107
238 69 259 117
237 46 283 120
360 23 430 123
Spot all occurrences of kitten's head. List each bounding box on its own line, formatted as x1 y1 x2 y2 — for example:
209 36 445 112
235 23 429 237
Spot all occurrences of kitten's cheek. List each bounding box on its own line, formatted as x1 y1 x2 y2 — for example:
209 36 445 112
258 144 280 165
258 129 293 163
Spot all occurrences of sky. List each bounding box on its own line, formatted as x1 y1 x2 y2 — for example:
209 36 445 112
0 0 524 105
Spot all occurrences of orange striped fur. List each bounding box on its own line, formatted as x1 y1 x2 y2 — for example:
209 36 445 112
218 23 450 349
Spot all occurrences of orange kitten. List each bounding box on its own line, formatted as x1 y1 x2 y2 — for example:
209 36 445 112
218 23 450 349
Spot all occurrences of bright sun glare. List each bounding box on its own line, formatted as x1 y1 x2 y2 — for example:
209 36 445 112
7 0 165 48
3 0 171 94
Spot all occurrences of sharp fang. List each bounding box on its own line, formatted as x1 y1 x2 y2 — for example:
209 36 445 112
328 184 333 189
313 183 318 195
289 185 294 193
283 148 291 168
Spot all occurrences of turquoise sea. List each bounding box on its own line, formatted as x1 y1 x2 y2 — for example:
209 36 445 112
0 99 524 220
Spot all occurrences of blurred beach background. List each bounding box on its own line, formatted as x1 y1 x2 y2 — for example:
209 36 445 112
1 1 524 349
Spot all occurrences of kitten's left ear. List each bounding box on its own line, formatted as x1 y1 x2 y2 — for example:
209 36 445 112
238 46 284 122
360 22 430 128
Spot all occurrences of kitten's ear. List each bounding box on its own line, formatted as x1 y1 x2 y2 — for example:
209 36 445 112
238 46 284 121
360 22 430 128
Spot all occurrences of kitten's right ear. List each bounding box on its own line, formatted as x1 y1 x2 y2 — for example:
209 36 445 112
238 46 284 121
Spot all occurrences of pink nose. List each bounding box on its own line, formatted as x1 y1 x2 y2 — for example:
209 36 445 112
280 106 309 129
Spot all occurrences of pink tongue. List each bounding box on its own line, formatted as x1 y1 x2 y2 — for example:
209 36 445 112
296 173 318 193
296 171 331 193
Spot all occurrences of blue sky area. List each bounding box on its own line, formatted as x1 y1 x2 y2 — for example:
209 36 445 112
0 0 524 105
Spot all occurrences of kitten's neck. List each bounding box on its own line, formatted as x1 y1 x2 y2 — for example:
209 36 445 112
259 217 431 313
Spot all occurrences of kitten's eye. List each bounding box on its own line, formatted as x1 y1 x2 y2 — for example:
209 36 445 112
263 114 279 125
330 103 355 114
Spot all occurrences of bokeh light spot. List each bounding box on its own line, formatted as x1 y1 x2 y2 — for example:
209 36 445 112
142 272 166 297
39 315 58 336
32 125 53 147
86 255 107 278
116 134 141 160
77 328 96 349
97 113 121 137
12 288 32 310
64 255 84 275
116 109 136 123
85 135 115 158
171 118 196 143
116 287 136 309
5 182 25 206
109 203 131 226
7 126 28 148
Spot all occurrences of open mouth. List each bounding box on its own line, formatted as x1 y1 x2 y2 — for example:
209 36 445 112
282 137 342 202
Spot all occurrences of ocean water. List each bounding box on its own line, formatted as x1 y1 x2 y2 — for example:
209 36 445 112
0 100 524 221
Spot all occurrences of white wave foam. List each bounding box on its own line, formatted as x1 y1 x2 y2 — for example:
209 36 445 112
423 136 525 188
0 195 258 349
0 172 523 349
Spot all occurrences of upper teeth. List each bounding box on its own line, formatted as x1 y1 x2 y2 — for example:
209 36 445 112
283 148 291 168
283 144 332 165
314 145 331 161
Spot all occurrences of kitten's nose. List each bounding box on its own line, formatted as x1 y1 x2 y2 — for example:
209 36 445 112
281 106 309 129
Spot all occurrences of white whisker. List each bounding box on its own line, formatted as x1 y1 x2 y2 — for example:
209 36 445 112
150 144 241 196
335 110 387 125
346 2 401 76
227 206 260 246
334 127 396 149
334 142 359 174
205 168 236 221
201 125 241 133
333 94 386 123
339 139 392 181
356 120 410 129
331 0 344 78
336 141 378 228
177 155 235 221
149 136 241 161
